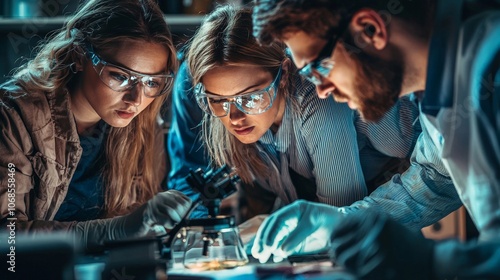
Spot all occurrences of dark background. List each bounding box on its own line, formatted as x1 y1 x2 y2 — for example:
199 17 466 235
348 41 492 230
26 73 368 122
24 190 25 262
0 0 251 84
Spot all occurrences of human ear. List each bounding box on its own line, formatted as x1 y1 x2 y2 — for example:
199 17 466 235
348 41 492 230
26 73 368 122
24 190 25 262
349 9 388 51
279 58 292 90
70 44 86 72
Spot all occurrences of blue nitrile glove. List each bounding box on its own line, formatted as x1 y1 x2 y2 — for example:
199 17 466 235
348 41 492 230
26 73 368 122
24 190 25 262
331 209 434 280
251 200 341 263
75 190 192 251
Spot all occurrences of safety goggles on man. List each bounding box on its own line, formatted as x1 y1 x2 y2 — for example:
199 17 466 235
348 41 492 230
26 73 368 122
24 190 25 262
195 66 282 118
84 43 174 97
298 38 336 86
297 16 351 86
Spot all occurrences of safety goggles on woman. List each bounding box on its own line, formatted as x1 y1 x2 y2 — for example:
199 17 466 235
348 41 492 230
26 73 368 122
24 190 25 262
195 66 282 118
85 43 174 97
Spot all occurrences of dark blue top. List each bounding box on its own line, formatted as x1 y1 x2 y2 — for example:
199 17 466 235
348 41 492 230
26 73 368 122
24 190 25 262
167 60 210 218
54 121 108 221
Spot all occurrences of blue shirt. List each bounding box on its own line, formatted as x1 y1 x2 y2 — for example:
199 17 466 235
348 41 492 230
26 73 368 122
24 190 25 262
341 10 500 279
54 121 108 221
339 12 500 239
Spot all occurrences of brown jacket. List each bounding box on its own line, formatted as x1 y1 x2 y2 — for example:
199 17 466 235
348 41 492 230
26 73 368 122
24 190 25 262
0 86 166 232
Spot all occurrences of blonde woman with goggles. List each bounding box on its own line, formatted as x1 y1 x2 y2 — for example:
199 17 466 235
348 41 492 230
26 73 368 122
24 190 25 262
170 5 420 219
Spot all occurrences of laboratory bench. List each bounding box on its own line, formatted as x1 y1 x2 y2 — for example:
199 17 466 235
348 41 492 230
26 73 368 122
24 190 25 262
1 229 354 280
74 251 355 280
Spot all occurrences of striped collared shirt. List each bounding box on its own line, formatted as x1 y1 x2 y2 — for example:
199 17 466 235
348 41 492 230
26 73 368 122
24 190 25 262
254 77 422 209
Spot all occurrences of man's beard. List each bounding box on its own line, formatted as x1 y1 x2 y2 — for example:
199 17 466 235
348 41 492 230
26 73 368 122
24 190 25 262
341 37 404 122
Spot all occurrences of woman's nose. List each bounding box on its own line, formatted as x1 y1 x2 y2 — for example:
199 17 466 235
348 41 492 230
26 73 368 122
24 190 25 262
229 104 246 123
123 85 143 107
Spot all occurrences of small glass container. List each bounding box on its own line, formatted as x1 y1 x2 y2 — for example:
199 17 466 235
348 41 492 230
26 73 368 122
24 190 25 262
182 216 248 271
170 227 188 265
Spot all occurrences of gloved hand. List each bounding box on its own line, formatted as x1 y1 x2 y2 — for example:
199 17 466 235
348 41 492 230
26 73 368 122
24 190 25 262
331 209 435 280
74 190 192 251
251 200 341 263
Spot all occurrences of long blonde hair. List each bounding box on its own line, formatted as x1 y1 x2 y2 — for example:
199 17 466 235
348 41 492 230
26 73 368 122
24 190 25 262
8 0 177 216
187 5 295 183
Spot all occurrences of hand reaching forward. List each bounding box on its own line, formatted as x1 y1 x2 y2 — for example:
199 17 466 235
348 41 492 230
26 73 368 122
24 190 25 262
75 190 192 250
251 200 341 263
130 189 193 235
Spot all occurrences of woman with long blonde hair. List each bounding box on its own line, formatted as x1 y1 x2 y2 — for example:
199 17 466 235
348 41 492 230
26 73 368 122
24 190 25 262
0 0 191 250
177 5 419 214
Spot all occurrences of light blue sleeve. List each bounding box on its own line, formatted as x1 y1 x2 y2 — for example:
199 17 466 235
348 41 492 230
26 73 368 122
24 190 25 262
339 119 463 230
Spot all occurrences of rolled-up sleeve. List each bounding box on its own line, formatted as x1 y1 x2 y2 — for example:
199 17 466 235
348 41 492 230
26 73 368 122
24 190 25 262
339 120 463 230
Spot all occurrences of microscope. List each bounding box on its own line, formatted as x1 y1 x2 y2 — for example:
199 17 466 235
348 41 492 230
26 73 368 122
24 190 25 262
161 164 248 271
100 165 246 279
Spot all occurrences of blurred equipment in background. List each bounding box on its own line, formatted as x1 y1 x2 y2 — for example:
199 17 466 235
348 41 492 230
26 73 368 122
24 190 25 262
3 0 41 18
422 207 467 241
2 0 79 18
182 0 214 14
158 0 247 15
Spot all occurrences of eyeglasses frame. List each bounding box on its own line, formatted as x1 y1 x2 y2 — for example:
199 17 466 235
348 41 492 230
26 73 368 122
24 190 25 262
195 66 283 118
297 15 353 86
83 42 174 97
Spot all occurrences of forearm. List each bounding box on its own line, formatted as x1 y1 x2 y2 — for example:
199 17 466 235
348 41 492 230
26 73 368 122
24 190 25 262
3 217 127 252
73 216 132 252
339 172 461 230
22 219 78 232
339 131 462 230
